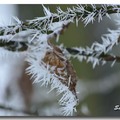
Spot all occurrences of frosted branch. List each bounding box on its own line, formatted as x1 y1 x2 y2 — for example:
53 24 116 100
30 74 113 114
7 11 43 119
66 28 120 68
0 5 120 52
0 20 70 51
0 4 120 37
0 104 39 116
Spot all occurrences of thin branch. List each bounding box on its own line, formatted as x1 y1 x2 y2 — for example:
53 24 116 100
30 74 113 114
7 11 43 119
65 30 120 68
0 41 28 51
66 47 120 63
0 104 39 116
0 4 120 36
0 20 70 52
0 5 120 52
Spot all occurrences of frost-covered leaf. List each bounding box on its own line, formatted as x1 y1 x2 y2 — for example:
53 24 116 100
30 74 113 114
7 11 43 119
26 34 78 116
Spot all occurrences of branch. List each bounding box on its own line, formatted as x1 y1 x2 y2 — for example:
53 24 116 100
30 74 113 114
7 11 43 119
0 104 39 116
66 47 120 62
0 20 70 52
0 4 120 36
65 29 120 68
0 5 120 51
0 41 28 51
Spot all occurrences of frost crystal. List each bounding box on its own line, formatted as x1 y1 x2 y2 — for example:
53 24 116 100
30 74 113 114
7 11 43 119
26 34 78 116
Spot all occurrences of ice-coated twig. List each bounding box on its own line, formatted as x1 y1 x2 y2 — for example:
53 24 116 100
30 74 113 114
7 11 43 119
67 47 120 67
66 28 120 68
0 5 120 51
0 4 120 37
0 19 70 51
0 104 39 116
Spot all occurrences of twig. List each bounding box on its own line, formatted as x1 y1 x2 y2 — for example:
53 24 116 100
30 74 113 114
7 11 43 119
0 104 39 116
66 47 120 63
0 5 120 36
0 21 70 52
0 5 120 52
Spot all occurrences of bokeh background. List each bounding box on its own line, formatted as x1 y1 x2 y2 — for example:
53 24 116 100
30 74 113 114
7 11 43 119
0 4 120 117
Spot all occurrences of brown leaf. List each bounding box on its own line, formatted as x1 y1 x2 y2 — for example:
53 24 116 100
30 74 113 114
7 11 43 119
43 41 77 98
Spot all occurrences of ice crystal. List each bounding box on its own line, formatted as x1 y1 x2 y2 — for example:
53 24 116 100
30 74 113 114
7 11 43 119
26 33 78 116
